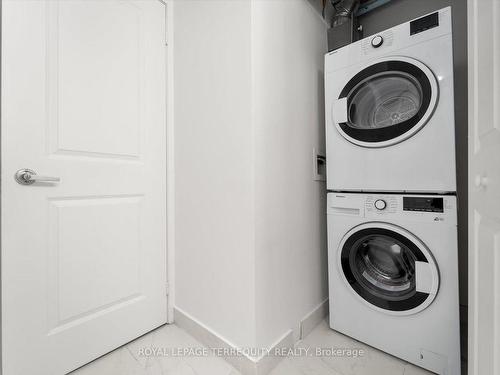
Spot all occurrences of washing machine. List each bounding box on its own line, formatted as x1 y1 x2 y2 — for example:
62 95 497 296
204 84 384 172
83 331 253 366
325 7 456 193
327 192 460 374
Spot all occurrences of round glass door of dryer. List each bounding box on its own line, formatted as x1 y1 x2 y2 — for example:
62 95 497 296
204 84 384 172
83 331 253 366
349 72 422 128
333 58 438 148
339 224 439 315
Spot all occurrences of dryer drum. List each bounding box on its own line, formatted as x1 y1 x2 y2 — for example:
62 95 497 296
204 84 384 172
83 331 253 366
349 72 423 129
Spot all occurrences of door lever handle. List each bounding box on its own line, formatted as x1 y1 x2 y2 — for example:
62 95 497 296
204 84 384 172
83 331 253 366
15 169 60 185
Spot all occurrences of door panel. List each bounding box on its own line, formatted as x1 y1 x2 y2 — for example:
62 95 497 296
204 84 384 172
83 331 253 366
468 1 500 374
48 196 143 330
1 1 168 374
50 0 144 159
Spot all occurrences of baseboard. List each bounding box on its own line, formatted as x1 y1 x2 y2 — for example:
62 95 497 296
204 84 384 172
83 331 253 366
174 300 328 375
300 298 329 340
254 330 294 375
174 307 258 374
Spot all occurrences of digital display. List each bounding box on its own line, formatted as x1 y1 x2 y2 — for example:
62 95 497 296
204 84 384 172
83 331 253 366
403 197 444 213
410 12 439 35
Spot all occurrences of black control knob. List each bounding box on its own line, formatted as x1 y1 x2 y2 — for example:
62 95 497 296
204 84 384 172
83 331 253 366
371 35 384 48
374 199 387 210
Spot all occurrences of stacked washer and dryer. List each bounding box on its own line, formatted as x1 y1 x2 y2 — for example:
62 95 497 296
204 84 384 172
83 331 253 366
325 8 460 375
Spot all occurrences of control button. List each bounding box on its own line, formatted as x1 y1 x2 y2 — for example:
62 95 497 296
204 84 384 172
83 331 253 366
374 199 387 210
371 35 384 48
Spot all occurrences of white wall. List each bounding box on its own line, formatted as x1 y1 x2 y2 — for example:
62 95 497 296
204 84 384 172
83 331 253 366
174 0 328 350
173 0 256 349
251 0 328 348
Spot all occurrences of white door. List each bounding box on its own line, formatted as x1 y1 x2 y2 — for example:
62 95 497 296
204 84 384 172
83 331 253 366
468 0 500 374
1 1 168 374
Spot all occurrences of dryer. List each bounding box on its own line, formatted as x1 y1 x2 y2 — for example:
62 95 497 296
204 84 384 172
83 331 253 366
327 192 460 374
325 7 456 193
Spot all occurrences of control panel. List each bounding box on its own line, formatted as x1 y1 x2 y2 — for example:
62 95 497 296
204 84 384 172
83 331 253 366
325 8 451 73
327 193 456 225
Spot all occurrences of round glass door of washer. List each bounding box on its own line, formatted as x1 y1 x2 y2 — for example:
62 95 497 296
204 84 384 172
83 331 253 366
338 223 439 315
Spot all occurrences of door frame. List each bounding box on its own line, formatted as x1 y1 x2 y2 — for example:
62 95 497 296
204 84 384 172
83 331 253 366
467 0 475 373
467 0 498 374
164 0 176 324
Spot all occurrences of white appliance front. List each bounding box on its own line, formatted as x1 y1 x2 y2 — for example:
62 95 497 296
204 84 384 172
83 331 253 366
325 7 456 193
327 192 460 374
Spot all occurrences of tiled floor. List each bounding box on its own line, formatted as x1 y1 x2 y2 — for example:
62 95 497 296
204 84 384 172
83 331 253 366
271 320 433 375
71 320 464 375
70 322 237 375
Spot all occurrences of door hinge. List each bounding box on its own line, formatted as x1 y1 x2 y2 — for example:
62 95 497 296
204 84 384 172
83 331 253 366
166 282 170 296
